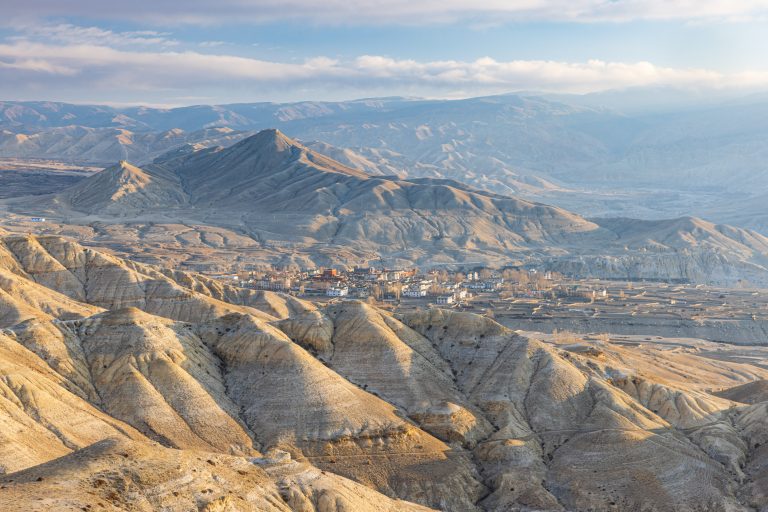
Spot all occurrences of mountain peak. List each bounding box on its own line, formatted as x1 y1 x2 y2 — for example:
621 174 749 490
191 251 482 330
234 128 294 152
202 127 369 180
102 160 149 184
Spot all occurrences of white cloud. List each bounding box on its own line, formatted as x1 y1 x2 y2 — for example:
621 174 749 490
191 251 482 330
13 23 178 47
0 41 345 85
352 55 761 92
0 39 767 102
0 58 76 75
3 0 768 25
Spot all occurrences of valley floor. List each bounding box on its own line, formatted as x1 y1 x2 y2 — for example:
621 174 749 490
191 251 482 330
0 158 95 198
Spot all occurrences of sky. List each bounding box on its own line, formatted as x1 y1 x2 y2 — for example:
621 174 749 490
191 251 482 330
1 1 768 106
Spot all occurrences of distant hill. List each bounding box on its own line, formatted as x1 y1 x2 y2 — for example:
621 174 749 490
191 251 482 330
0 125 244 164
54 129 605 263
1 128 764 285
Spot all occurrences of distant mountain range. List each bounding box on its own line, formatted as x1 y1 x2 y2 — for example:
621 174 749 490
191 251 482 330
3 128 768 285
2 93 768 230
0 125 243 163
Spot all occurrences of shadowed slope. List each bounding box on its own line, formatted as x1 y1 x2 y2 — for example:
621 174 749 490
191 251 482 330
203 312 485 510
74 307 257 455
283 301 493 447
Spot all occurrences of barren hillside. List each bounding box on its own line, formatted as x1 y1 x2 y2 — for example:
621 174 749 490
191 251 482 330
0 234 767 511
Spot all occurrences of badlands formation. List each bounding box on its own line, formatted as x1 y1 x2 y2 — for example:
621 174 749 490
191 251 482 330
3 129 768 286
0 234 767 510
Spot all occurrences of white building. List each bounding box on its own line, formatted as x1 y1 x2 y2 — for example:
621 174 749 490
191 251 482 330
436 295 455 305
402 288 427 298
256 278 291 291
326 287 349 297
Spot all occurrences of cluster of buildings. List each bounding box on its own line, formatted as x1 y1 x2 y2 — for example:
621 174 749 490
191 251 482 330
216 265 656 315
228 265 541 305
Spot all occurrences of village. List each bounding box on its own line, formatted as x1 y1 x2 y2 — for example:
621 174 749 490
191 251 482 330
213 265 768 344
220 265 565 306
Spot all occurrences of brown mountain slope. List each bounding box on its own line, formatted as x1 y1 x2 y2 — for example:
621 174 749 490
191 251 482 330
401 309 746 511
282 301 493 447
203 312 484 510
0 329 148 474
75 307 258 454
0 235 482 510
0 234 277 323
